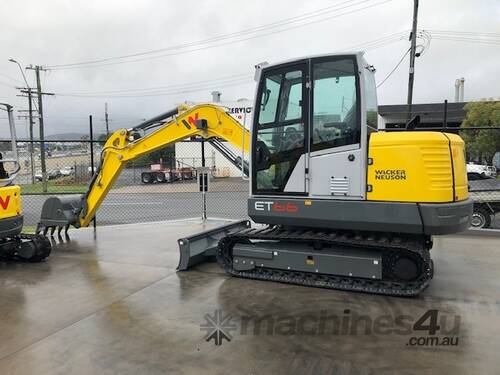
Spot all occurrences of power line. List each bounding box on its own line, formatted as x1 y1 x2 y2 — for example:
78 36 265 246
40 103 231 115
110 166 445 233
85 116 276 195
0 73 23 84
46 24 495 99
423 29 500 46
47 30 409 97
54 78 251 97
47 0 364 68
47 26 500 71
424 29 500 37
53 79 253 98
343 31 408 51
376 48 411 88
46 0 393 70
428 36 500 45
55 73 251 95
0 80 16 88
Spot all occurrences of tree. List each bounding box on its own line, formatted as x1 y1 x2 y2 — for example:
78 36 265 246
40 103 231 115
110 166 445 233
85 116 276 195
460 100 500 164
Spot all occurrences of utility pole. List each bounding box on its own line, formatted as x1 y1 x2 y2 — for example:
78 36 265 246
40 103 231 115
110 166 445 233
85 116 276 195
406 0 419 121
16 89 38 184
104 102 110 135
27 89 35 183
26 65 53 192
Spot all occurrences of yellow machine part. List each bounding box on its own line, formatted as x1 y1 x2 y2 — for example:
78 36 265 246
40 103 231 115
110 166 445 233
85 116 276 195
0 185 22 219
447 133 468 201
367 131 468 203
80 104 251 227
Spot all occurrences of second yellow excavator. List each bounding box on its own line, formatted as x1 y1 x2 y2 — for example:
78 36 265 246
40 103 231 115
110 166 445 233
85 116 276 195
37 52 472 296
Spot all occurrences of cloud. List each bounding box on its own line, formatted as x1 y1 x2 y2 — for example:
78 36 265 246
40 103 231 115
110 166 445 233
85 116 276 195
0 0 498 137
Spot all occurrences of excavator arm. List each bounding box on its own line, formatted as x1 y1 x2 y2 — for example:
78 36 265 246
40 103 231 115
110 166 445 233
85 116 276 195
37 104 250 232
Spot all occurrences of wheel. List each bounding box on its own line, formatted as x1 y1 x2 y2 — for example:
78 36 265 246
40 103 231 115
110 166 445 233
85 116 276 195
391 256 420 281
156 172 166 183
141 172 154 184
470 207 492 229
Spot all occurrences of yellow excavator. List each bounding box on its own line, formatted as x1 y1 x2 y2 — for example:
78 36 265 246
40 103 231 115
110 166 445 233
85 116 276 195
0 103 51 261
37 53 472 296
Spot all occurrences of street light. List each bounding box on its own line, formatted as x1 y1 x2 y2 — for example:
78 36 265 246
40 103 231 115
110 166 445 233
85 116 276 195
9 58 37 184
8 58 30 89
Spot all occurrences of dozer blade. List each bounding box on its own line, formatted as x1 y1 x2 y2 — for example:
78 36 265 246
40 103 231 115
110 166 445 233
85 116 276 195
177 220 251 271
37 195 84 235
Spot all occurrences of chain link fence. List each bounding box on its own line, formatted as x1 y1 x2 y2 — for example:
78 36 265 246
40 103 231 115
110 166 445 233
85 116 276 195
3 139 249 231
1 127 499 231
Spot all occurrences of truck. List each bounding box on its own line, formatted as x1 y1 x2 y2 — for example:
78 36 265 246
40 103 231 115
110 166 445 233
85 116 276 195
141 161 196 184
467 163 497 178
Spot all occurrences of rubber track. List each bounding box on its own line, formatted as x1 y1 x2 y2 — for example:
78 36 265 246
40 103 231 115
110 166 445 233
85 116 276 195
19 233 52 261
217 227 433 297
0 233 52 262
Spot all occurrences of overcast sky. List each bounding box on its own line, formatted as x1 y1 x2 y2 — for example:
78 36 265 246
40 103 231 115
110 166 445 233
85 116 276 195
0 0 499 138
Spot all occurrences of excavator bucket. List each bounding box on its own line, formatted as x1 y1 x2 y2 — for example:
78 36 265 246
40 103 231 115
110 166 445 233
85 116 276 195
36 195 84 235
177 220 251 270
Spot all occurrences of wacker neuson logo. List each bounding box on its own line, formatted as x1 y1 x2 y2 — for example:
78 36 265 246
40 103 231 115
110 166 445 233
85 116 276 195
375 169 407 180
200 308 460 347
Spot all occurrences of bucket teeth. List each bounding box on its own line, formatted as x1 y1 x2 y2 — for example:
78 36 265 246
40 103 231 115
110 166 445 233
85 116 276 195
36 224 71 240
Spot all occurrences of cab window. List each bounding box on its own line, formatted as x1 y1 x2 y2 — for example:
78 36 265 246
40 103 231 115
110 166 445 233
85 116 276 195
311 57 360 151
254 65 306 193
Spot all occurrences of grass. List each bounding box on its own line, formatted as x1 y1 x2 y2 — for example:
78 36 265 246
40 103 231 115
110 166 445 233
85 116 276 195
22 226 37 234
20 181 87 194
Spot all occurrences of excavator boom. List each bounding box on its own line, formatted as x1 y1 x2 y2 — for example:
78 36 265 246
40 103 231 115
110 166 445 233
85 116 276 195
37 104 250 231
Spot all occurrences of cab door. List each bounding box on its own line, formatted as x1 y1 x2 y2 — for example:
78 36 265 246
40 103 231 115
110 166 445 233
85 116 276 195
252 62 309 196
308 55 365 199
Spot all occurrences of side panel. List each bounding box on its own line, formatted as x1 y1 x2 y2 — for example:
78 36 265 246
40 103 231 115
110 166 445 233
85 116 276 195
0 185 21 219
367 132 455 203
0 214 23 237
309 147 364 198
248 197 471 235
249 197 423 233
445 133 468 201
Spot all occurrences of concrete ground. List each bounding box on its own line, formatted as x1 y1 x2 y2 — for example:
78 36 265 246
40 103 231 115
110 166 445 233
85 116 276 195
0 219 499 375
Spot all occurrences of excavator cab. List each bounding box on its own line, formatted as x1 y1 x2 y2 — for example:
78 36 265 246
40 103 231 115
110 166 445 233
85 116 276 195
250 54 371 197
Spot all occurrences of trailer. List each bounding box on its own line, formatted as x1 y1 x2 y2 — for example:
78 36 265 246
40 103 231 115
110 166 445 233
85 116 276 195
141 163 196 184
468 172 500 228
469 190 500 228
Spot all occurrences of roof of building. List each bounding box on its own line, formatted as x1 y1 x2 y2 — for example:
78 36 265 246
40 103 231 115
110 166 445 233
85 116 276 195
378 102 467 125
